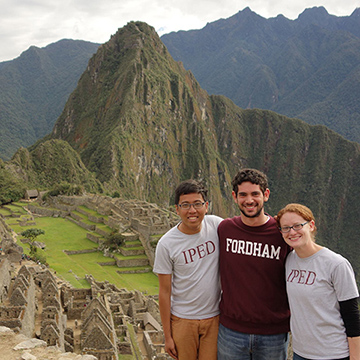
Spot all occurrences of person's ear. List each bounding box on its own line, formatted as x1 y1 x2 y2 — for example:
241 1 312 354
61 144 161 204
263 188 270 202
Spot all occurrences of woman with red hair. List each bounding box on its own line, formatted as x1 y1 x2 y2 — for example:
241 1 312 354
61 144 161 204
276 203 360 360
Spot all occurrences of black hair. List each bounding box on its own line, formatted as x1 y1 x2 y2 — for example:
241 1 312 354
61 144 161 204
174 179 208 204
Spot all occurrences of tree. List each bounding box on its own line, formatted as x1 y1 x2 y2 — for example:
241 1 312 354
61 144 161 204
105 231 125 250
21 228 45 257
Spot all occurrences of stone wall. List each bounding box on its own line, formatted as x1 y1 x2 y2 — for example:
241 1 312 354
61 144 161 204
3 194 185 358
63 249 98 256
88 215 105 223
0 265 37 338
115 258 149 267
1 238 23 263
16 267 36 338
94 227 109 237
67 216 96 231
0 257 11 302
27 205 69 218
53 195 89 207
61 287 92 304
119 247 145 256
0 217 12 238
86 233 103 244
70 212 83 222
105 215 130 232
53 203 77 212
0 312 23 330
143 330 169 359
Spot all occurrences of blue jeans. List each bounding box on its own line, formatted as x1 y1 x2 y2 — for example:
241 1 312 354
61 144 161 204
293 354 349 360
217 324 288 360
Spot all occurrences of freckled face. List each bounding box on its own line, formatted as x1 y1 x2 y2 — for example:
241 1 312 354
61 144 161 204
279 212 315 250
176 193 208 235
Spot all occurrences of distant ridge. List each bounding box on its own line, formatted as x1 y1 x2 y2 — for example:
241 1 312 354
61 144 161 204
161 6 360 143
2 6 360 161
0 39 100 160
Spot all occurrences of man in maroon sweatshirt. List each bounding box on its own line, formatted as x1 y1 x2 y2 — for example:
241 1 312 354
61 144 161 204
217 168 290 360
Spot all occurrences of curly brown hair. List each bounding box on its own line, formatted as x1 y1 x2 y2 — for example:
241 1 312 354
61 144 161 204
232 168 268 194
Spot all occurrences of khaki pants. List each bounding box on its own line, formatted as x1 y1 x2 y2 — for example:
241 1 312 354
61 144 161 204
171 314 219 360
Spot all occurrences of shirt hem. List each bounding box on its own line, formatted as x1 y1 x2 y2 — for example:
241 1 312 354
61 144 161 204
220 314 290 334
172 310 220 320
294 349 349 360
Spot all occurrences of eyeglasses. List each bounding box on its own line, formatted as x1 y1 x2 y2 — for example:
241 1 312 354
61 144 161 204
178 202 206 210
279 221 309 233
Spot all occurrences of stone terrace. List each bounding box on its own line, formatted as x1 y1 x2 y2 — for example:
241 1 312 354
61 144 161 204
26 194 179 272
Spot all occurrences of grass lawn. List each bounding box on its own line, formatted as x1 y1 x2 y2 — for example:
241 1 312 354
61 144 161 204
0 208 12 216
8 215 159 295
4 204 28 215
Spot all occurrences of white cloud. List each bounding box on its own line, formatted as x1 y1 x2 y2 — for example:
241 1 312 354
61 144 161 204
0 0 358 62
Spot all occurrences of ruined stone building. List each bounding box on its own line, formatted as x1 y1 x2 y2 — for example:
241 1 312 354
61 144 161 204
38 269 68 351
0 258 171 359
0 262 36 338
81 297 118 360
0 194 179 359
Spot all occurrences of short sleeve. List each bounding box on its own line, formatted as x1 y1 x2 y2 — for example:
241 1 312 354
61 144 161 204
332 259 359 302
153 240 173 275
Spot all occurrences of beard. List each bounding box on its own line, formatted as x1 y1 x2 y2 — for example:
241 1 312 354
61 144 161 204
239 204 264 218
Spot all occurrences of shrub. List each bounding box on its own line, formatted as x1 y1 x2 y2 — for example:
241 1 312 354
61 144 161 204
105 231 125 250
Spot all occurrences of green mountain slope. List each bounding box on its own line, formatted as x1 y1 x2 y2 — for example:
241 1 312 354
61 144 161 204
49 22 229 213
0 39 99 160
161 7 360 143
0 137 102 205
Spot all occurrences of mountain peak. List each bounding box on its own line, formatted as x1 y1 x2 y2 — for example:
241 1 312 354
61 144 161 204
351 7 360 17
237 6 264 19
241 7 254 14
50 20 213 204
297 6 332 23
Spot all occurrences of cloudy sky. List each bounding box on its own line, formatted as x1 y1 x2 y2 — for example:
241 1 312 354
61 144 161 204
1 0 358 62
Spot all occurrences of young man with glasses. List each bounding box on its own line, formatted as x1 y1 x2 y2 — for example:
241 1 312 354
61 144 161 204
154 179 223 360
217 168 290 360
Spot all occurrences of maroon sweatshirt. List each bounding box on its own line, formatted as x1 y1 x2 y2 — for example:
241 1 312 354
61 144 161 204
218 215 290 334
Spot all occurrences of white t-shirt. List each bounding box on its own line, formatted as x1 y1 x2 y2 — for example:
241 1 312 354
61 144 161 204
286 247 359 359
153 215 223 319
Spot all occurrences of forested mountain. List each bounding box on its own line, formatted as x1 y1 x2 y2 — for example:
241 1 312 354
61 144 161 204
19 21 357 281
2 6 360 162
161 6 360 143
1 21 360 283
0 39 99 159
